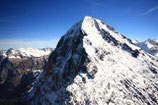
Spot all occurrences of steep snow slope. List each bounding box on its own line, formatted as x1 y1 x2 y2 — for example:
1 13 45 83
0 48 53 59
26 16 158 105
135 39 158 58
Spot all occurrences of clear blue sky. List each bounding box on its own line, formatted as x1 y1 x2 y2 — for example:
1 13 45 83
0 0 158 50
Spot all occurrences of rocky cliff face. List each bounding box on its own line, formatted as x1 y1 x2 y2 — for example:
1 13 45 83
0 48 53 105
26 16 158 105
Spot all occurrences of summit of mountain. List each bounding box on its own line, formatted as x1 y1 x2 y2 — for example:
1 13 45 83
25 16 158 105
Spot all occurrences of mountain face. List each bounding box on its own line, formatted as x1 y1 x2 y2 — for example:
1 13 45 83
135 39 158 58
25 16 158 105
0 48 53 105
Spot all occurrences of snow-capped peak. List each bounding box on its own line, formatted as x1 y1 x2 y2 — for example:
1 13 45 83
65 16 139 51
145 39 158 50
26 16 158 105
0 48 53 59
136 39 158 58
132 40 139 44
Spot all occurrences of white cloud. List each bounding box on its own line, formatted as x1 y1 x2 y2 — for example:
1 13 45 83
142 5 158 15
0 39 59 50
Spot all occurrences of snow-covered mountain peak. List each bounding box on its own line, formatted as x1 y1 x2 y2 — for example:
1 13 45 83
0 48 53 59
26 17 158 105
65 16 115 38
132 40 139 44
145 39 158 49
82 16 116 33
64 16 139 52
81 16 112 33
136 39 158 58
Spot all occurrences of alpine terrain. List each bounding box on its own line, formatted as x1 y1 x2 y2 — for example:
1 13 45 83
25 16 158 105
134 39 158 58
0 48 53 105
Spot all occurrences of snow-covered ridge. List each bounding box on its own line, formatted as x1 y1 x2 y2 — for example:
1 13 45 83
135 39 158 58
0 47 53 59
65 16 139 50
26 16 158 105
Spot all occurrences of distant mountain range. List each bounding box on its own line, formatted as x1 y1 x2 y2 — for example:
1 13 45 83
24 16 158 105
134 39 158 58
0 47 52 59
0 48 53 105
